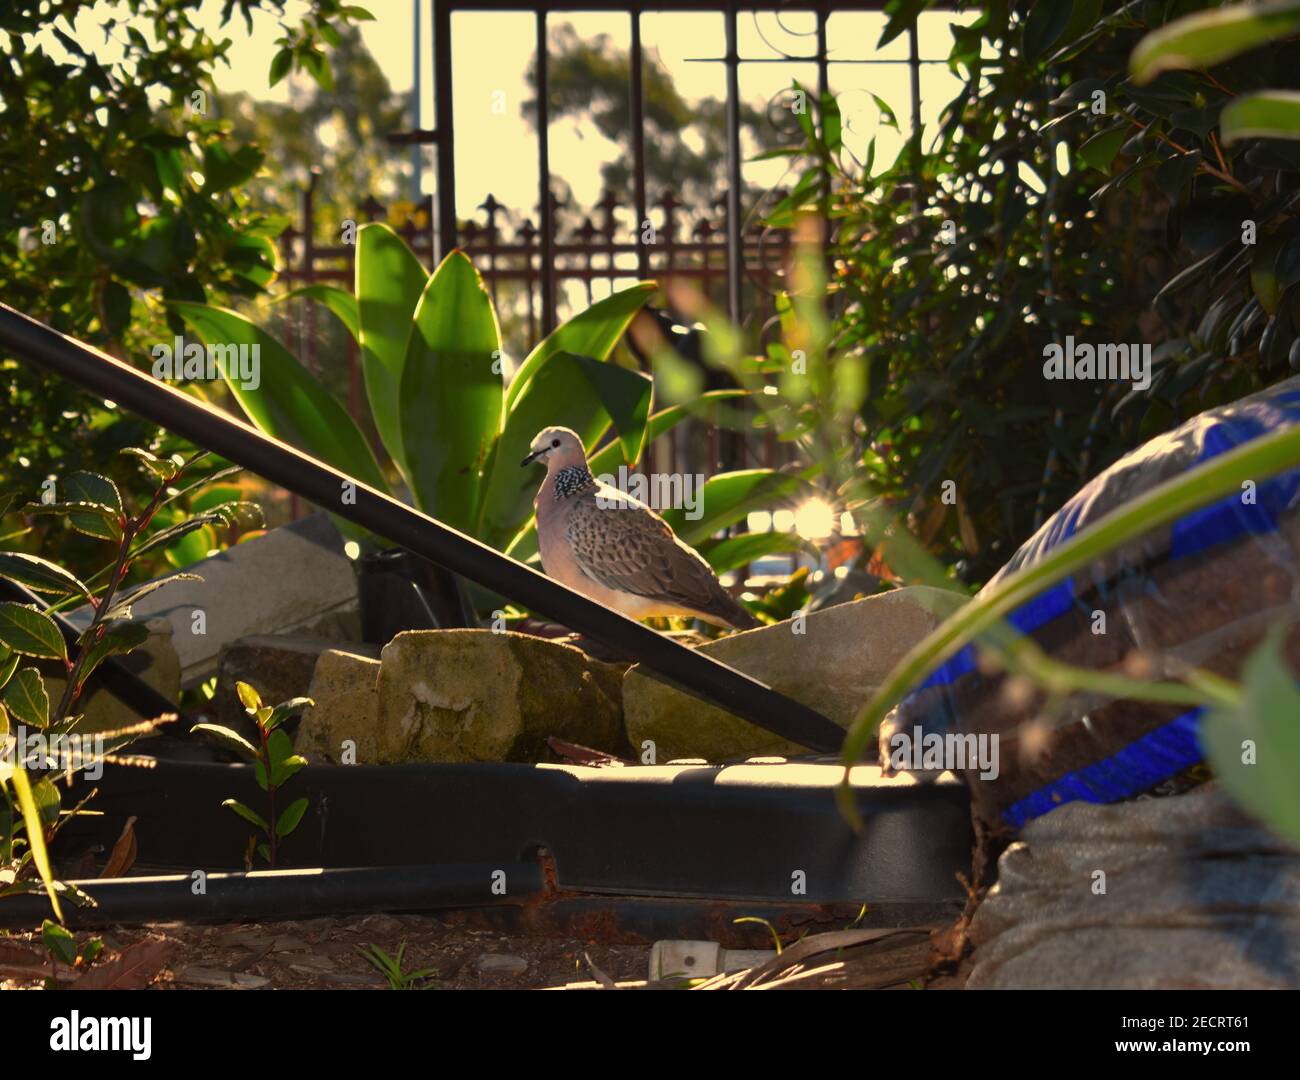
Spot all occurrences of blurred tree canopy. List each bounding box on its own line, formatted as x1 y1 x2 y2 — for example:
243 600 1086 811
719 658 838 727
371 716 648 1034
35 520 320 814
768 0 1300 584
216 20 412 235
0 0 371 558
524 21 786 208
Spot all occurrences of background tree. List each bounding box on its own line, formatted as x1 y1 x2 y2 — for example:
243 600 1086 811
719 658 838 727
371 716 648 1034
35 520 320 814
0 0 372 563
524 21 788 211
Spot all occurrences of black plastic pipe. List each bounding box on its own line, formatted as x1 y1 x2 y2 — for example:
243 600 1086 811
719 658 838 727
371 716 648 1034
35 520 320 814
0 577 177 723
0 863 544 930
0 304 845 751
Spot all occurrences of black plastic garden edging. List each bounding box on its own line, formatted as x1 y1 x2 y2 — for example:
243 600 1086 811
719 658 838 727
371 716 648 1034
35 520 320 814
0 303 845 752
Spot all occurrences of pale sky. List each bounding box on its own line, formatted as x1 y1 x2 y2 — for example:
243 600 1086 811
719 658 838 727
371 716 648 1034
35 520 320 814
40 3 976 223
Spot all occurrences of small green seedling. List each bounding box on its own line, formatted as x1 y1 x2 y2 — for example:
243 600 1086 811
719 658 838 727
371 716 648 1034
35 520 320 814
359 942 439 990
41 919 104 986
192 682 312 868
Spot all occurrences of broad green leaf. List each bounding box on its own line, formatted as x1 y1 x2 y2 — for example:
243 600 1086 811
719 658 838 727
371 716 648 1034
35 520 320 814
280 284 360 339
698 530 814 574
120 446 177 481
23 500 123 543
11 765 61 921
1078 123 1127 172
190 723 258 758
42 919 78 965
202 143 264 192
478 352 652 547
77 621 152 686
171 303 391 529
63 472 123 540
1131 2 1300 84
1251 229 1293 314
661 469 813 548
2 668 49 730
0 552 91 599
222 798 268 833
1221 91 1300 144
356 224 429 478
0 603 67 661
399 250 503 530
164 524 217 569
1058 0 1104 52
276 796 310 838
587 390 750 475
266 727 294 766
1201 632 1300 844
507 282 658 409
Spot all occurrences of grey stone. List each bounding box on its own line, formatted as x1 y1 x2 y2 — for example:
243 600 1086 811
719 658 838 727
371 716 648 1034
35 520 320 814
39 617 180 736
477 953 529 974
66 514 361 689
374 629 626 763
967 783 1300 989
622 586 967 761
214 635 376 733
294 648 383 764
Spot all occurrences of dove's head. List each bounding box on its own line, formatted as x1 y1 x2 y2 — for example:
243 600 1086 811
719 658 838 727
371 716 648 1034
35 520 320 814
521 426 587 471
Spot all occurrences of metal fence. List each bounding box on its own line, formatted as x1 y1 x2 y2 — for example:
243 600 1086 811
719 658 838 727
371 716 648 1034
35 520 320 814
272 2 940 519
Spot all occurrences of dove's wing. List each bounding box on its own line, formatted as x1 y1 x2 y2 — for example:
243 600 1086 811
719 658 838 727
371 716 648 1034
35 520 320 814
565 489 726 614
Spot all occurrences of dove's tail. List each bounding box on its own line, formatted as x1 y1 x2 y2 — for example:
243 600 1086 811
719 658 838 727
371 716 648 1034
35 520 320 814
693 588 762 631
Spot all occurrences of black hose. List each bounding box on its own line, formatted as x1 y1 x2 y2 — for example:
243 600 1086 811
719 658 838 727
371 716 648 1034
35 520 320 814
0 863 544 929
0 303 845 752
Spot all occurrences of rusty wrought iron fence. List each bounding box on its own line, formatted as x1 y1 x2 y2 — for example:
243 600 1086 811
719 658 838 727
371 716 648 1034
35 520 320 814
274 175 794 484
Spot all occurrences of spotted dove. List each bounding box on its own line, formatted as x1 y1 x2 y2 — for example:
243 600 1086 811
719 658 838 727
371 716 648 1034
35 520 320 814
522 426 760 630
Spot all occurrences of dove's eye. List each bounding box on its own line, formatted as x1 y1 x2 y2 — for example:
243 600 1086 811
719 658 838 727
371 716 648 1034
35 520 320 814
551 438 560 448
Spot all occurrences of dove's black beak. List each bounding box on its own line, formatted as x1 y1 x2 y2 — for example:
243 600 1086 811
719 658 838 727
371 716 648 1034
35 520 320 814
520 448 542 467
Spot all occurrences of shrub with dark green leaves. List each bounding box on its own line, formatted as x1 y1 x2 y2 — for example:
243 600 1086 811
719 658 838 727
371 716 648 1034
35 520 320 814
765 0 1300 584
0 447 259 919
192 681 311 869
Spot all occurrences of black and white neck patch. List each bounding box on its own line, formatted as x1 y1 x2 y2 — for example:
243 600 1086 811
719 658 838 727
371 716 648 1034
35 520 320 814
553 465 597 500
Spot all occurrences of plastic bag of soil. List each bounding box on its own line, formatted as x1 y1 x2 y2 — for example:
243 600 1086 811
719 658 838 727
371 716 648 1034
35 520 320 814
880 376 1300 833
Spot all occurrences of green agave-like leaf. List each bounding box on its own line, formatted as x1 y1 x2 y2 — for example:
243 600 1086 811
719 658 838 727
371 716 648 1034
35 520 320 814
698 530 815 574
356 224 429 479
399 250 503 531
0 603 67 661
280 283 360 339
171 302 391 538
506 282 658 409
1221 90 1300 144
661 469 814 549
